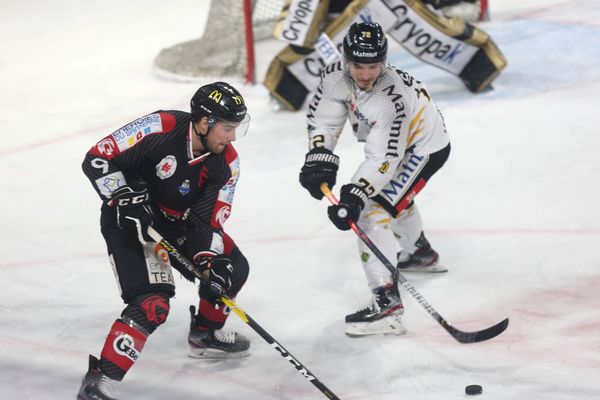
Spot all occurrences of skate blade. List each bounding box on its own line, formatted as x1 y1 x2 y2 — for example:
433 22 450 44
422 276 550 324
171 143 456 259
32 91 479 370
398 263 448 273
188 347 250 359
345 316 407 337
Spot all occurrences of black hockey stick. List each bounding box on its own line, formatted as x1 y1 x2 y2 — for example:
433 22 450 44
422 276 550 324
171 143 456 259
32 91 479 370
146 226 341 400
320 183 508 344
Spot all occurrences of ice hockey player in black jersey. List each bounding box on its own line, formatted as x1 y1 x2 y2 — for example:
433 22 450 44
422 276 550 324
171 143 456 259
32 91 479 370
77 82 252 400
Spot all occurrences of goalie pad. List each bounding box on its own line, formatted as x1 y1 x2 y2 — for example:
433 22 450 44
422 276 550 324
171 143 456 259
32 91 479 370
264 0 506 110
273 0 332 47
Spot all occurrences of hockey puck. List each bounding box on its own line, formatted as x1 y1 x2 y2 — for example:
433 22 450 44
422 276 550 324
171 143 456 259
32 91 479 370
465 385 483 395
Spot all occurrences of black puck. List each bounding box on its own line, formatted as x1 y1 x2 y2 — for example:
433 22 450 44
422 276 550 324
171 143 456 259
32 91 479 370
465 385 483 395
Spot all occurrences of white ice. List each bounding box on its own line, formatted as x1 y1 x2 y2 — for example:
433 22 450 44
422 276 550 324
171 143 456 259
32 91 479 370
1 0 599 399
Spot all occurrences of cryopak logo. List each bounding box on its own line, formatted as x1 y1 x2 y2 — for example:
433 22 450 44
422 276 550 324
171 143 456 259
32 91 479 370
113 334 139 361
385 1 477 75
277 0 319 46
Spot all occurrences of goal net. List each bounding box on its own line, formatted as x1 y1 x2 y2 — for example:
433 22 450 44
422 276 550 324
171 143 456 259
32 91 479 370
154 0 284 84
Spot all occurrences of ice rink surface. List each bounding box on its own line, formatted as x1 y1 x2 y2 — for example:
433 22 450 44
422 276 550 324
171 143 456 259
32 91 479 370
1 0 599 399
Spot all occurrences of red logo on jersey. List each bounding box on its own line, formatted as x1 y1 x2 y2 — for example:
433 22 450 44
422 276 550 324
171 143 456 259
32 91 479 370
197 166 209 189
97 138 116 156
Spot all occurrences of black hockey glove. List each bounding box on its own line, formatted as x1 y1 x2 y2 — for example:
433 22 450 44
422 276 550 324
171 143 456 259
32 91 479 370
112 183 153 243
197 254 234 298
327 184 368 231
299 147 340 200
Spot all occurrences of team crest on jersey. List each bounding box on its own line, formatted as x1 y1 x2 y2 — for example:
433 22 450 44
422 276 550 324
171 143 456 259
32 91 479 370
156 155 177 179
178 179 191 195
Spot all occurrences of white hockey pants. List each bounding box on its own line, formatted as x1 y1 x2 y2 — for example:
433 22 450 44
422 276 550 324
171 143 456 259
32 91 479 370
356 201 423 290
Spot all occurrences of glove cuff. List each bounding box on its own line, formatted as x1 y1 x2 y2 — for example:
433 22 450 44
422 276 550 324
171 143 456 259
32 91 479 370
304 148 340 167
341 184 369 206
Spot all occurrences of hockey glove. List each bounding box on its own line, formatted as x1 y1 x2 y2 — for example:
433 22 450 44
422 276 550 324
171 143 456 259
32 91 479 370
112 183 153 243
299 147 340 200
328 184 368 231
197 254 234 298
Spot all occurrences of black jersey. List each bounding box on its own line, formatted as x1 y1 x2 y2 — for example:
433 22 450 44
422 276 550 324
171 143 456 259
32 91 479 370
82 110 240 260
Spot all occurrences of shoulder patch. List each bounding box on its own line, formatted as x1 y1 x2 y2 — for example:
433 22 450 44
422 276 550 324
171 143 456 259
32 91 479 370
111 113 164 152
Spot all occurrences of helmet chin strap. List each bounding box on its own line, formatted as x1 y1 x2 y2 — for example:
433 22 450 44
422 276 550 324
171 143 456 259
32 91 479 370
192 121 211 152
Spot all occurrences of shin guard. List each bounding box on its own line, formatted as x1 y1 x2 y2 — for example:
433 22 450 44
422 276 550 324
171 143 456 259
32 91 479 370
99 319 148 381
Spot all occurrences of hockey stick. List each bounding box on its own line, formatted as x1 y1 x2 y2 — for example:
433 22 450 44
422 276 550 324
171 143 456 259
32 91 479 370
320 183 509 343
146 226 341 400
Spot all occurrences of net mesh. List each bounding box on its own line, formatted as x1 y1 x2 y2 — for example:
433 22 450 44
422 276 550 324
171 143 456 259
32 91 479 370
154 0 284 80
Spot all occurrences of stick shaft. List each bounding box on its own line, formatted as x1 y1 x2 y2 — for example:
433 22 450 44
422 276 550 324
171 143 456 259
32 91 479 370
146 226 341 399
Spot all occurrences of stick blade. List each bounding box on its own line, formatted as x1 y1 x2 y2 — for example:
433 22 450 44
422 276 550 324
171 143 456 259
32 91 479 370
447 318 509 343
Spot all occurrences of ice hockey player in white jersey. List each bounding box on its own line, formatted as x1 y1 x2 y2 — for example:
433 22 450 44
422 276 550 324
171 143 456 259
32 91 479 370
299 22 451 336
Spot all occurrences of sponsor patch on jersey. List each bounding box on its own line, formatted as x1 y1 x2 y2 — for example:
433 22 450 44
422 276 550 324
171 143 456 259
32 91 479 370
95 171 126 197
112 113 163 152
178 179 191 195
95 137 118 157
156 155 177 179
380 153 426 203
144 244 175 286
218 157 240 204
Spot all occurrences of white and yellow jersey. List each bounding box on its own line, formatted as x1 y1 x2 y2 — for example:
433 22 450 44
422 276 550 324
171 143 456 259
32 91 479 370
306 62 450 197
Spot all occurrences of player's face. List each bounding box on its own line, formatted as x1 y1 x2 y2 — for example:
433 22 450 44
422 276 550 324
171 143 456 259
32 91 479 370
348 62 382 90
205 121 240 153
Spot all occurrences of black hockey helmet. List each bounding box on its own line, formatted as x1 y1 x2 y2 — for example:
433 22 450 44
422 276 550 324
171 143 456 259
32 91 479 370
190 81 248 125
342 22 388 64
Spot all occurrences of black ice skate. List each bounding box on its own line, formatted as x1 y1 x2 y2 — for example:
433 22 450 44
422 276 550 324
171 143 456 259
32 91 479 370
345 285 406 337
77 355 119 400
397 232 447 273
188 306 250 359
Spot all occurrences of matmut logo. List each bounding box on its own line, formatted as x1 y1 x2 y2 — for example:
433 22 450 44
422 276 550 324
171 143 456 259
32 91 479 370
353 50 377 57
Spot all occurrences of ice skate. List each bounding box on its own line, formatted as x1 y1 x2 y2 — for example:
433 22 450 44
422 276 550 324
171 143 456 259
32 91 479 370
77 355 119 400
345 285 407 337
188 306 250 359
397 232 447 273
